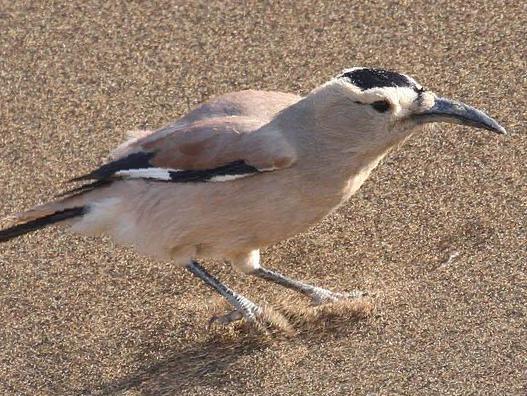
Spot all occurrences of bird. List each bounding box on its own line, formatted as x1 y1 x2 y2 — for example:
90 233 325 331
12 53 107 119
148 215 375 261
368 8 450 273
0 67 506 326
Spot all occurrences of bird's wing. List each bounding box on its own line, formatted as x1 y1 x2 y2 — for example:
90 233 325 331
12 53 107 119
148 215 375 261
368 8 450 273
174 90 302 125
110 90 301 160
68 116 296 191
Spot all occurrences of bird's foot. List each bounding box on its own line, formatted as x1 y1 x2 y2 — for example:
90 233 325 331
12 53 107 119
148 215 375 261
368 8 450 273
309 288 367 306
207 301 262 329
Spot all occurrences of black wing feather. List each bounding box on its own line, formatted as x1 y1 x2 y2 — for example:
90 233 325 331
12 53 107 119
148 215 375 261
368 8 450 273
70 151 156 182
167 160 259 183
63 154 260 198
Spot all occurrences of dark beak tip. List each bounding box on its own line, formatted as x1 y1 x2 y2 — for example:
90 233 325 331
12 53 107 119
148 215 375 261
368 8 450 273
423 97 507 136
495 124 507 135
486 120 507 135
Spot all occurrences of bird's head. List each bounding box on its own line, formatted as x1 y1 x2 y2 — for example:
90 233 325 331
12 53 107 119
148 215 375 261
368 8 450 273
308 67 505 154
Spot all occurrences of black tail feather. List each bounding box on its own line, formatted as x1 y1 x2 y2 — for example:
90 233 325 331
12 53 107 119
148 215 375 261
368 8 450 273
0 207 86 243
55 179 113 198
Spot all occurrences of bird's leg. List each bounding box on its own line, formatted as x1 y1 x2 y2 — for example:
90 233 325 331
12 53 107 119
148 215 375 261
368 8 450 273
186 260 261 326
250 267 365 305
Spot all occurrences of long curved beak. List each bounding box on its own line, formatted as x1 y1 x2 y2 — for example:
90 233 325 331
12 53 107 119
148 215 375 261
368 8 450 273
413 97 506 134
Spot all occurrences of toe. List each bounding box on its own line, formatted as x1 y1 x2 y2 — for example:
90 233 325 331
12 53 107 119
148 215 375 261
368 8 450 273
311 289 368 306
207 310 243 329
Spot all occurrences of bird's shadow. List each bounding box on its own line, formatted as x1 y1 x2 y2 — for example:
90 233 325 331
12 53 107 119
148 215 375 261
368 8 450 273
84 298 373 395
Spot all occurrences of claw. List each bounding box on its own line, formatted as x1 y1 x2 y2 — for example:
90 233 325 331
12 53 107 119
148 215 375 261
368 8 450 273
206 305 262 329
207 309 244 329
310 288 367 306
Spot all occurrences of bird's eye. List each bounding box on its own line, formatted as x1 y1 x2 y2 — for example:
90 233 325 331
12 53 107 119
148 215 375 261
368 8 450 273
370 100 391 113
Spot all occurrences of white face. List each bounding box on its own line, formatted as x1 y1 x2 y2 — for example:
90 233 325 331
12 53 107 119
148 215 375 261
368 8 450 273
312 67 504 152
336 68 435 133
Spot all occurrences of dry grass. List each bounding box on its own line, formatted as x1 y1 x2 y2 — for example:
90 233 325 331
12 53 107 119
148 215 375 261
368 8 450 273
0 1 525 395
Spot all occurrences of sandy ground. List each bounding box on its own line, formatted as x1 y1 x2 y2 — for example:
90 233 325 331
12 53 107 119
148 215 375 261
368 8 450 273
0 1 526 395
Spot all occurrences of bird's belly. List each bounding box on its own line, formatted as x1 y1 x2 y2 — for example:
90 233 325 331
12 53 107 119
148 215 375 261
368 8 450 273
72 177 338 263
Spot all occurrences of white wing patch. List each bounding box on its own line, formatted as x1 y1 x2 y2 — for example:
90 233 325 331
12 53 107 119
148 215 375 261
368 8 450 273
208 174 254 182
113 160 274 183
257 166 280 172
115 168 178 180
114 166 261 183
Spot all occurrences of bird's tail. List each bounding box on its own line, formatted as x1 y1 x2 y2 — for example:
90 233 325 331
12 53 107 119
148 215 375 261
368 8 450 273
0 197 87 243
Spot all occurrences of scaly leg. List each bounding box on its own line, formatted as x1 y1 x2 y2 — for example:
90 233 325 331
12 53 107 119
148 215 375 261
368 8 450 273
250 267 365 305
186 260 261 326
231 250 365 305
